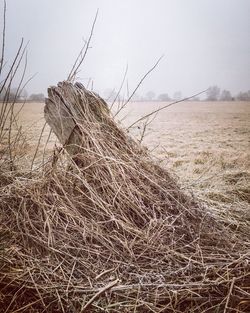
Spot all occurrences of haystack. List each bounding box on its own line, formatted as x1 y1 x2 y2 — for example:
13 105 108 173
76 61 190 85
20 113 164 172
0 81 249 312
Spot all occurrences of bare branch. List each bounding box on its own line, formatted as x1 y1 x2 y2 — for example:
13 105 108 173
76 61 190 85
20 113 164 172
0 38 24 95
0 0 6 75
110 64 128 110
113 55 163 117
67 9 99 81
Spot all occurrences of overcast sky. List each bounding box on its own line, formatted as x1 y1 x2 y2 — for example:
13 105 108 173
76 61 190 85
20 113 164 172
2 0 250 97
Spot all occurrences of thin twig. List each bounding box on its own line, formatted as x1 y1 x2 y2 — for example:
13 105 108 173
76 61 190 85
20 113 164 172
81 279 119 312
0 0 6 76
114 56 164 117
110 64 128 110
67 9 99 81
30 121 47 171
223 277 236 313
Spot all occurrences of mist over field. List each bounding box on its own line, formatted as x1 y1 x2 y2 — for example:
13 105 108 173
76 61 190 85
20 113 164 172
2 0 250 99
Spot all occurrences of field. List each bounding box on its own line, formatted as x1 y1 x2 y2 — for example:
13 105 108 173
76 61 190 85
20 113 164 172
16 100 250 219
123 101 250 221
1 93 250 311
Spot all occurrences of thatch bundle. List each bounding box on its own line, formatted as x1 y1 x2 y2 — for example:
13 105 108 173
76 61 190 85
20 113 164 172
0 81 249 312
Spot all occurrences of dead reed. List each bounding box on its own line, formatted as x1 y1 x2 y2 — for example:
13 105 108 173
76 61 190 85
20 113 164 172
0 81 249 312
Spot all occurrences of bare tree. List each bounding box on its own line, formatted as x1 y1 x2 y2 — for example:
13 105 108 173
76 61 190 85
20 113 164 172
157 93 171 101
145 91 155 101
236 90 250 101
173 91 182 101
29 93 45 101
206 85 220 101
220 89 232 101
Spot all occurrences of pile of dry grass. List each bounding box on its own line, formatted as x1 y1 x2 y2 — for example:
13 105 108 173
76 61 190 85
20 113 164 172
0 81 249 312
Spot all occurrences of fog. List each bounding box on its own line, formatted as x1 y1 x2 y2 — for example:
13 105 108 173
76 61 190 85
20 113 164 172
2 0 250 98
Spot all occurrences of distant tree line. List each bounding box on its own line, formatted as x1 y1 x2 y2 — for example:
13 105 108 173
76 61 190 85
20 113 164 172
2 85 250 103
205 86 250 101
102 86 250 102
0 86 45 102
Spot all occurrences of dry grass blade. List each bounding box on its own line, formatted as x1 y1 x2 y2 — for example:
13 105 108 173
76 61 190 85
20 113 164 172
113 56 164 118
81 279 119 312
67 9 99 82
0 0 6 76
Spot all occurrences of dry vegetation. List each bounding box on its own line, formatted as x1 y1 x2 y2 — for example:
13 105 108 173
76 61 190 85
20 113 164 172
0 81 249 312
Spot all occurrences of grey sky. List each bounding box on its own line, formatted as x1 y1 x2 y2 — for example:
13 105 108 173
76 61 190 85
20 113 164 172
2 0 250 97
